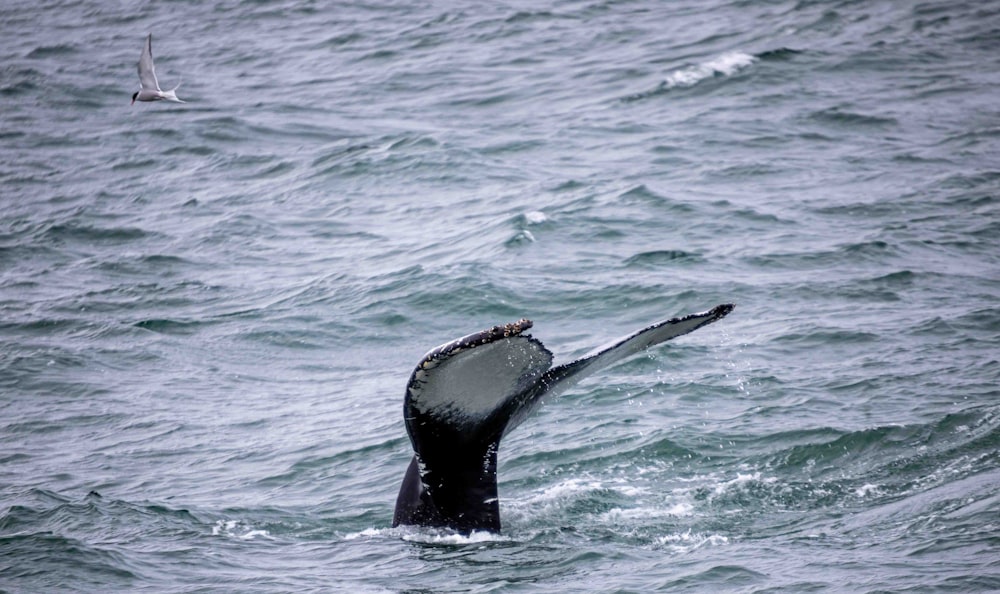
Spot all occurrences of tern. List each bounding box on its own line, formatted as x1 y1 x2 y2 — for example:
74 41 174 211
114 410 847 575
132 33 185 105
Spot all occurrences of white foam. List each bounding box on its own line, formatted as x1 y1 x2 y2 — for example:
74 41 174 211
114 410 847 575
524 211 548 224
711 471 771 496
602 499 693 523
344 525 509 545
527 478 604 503
665 501 695 516
614 484 647 498
855 483 881 498
342 527 387 540
663 51 756 89
507 477 620 523
656 530 730 553
401 529 506 545
211 519 273 541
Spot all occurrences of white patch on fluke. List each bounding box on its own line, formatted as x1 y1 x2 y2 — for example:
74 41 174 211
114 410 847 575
409 337 551 421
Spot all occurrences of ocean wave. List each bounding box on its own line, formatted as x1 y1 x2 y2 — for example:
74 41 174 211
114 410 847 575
3 0 998 590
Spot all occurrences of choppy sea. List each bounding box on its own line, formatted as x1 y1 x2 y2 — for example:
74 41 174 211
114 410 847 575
2 0 999 592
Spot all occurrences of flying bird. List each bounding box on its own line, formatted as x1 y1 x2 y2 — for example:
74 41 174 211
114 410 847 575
132 33 185 105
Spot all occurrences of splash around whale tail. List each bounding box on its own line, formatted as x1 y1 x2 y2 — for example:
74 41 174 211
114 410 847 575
392 303 734 534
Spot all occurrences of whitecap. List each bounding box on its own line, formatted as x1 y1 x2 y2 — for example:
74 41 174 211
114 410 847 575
855 483 881 498
663 51 756 89
711 471 771 496
523 210 548 224
656 530 730 553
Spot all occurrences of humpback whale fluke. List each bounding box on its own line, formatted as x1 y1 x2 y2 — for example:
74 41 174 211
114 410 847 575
392 303 735 534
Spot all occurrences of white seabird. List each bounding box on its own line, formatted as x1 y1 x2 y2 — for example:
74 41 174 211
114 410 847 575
132 33 184 105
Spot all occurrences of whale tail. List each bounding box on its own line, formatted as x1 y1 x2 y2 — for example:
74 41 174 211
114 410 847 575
392 304 734 534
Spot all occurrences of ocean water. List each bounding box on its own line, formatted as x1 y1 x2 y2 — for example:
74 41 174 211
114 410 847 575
2 0 999 591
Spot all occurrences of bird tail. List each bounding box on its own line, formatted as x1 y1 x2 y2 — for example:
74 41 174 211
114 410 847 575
164 79 185 103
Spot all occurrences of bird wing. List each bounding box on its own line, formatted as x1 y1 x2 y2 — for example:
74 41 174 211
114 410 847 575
137 33 161 91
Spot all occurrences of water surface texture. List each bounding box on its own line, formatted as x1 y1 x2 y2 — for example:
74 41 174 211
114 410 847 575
2 0 999 592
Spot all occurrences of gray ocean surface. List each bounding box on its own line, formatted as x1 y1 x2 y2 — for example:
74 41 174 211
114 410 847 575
2 0 999 592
